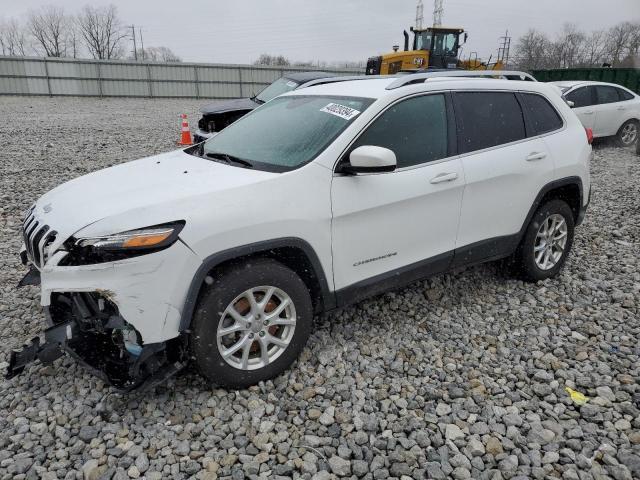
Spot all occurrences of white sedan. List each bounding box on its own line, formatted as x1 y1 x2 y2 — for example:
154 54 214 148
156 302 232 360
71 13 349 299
552 81 639 147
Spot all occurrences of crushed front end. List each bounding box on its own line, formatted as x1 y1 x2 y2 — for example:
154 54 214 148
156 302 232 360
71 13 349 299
7 204 201 392
8 289 185 392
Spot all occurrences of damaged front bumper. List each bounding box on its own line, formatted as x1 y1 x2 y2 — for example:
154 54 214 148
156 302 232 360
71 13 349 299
6 290 185 392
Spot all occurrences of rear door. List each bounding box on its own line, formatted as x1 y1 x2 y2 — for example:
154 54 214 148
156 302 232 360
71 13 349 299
565 86 597 131
331 93 464 294
594 85 633 137
452 90 559 263
593 85 630 136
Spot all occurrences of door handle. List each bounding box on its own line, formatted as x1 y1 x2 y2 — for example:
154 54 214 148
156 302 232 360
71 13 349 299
526 152 547 162
430 172 458 184
583 111 594 115
617 106 626 110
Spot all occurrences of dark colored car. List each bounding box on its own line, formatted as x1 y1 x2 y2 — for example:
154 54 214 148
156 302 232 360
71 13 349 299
194 71 334 143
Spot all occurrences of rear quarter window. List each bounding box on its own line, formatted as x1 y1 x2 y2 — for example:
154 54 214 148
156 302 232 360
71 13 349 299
618 88 635 101
519 93 564 136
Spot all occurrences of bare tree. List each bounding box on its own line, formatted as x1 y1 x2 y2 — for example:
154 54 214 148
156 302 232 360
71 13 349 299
0 17 30 56
253 54 291 67
27 5 69 57
77 4 127 60
605 22 635 66
582 30 607 67
553 23 587 68
513 29 551 70
131 46 181 62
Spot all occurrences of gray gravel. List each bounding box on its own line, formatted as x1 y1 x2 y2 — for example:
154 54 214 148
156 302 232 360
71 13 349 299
1 96 639 480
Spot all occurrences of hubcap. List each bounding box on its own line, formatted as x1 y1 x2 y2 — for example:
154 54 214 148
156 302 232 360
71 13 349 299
216 286 296 370
621 123 638 145
534 214 568 271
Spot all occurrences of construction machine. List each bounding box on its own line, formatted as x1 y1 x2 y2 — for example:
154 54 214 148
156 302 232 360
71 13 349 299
366 26 503 75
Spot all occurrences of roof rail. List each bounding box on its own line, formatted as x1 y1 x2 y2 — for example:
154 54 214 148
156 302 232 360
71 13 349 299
385 70 537 90
302 74 386 88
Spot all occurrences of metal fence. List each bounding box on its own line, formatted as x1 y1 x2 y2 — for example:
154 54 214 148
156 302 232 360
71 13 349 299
0 56 363 99
532 68 640 94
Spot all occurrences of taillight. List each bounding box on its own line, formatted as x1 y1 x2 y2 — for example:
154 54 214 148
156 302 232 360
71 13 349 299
585 127 593 144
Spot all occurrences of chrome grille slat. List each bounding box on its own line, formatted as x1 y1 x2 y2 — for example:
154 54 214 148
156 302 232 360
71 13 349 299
22 209 55 268
32 225 50 266
26 221 39 261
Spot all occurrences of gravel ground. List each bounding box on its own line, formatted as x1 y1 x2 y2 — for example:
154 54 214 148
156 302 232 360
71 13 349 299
0 96 639 480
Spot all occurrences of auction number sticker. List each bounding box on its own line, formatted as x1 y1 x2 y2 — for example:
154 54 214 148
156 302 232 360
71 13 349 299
320 103 361 120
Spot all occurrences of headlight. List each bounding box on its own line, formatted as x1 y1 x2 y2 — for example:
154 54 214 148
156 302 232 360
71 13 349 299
60 221 185 266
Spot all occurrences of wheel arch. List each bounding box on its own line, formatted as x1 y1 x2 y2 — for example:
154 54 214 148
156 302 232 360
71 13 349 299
520 177 584 238
179 238 334 332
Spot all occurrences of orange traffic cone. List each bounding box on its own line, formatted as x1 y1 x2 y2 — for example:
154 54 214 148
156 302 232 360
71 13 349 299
177 114 193 145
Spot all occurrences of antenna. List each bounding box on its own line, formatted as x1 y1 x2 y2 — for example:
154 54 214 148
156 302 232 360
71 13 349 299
433 0 444 27
416 0 424 30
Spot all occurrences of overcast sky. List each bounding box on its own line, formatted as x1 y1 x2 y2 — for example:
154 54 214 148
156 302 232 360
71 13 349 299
3 0 639 64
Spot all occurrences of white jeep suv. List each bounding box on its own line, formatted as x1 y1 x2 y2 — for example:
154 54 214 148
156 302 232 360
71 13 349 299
9 74 591 391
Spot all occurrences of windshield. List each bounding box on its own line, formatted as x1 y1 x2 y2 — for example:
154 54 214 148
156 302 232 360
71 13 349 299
255 77 300 103
203 95 374 172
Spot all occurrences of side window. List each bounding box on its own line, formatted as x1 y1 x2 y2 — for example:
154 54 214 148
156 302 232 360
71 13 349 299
351 94 448 168
519 93 563 136
617 88 634 101
596 85 621 104
565 87 594 108
453 91 526 153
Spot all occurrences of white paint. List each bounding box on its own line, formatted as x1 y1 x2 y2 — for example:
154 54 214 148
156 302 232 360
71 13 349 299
26 76 591 346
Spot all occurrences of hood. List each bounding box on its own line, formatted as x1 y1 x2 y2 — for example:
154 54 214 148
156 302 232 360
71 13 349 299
31 149 276 251
200 97 260 115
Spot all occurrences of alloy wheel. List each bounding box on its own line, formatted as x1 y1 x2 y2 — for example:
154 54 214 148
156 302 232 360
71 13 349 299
216 286 296 370
621 122 638 146
534 214 568 270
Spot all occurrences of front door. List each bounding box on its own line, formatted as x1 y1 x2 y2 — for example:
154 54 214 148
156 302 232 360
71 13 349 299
566 86 597 131
331 93 464 296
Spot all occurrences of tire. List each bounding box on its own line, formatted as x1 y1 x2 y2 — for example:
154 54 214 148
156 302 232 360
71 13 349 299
511 199 575 282
190 258 313 388
616 120 639 147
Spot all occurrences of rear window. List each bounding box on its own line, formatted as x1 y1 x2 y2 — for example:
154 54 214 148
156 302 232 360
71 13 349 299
519 93 563 136
453 91 526 154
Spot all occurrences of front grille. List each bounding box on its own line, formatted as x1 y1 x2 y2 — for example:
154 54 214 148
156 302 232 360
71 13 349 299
23 208 57 269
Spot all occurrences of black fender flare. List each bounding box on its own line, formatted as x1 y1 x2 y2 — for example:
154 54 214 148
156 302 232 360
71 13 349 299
518 176 585 237
178 237 334 332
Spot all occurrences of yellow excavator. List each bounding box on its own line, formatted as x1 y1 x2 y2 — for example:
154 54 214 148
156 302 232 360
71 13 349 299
366 26 504 75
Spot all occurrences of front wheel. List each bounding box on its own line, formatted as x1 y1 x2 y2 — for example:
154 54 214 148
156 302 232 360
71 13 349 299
511 199 575 282
190 258 313 388
616 120 638 147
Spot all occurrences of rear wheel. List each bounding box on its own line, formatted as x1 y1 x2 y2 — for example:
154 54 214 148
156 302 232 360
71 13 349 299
190 258 313 388
510 199 575 282
616 120 638 147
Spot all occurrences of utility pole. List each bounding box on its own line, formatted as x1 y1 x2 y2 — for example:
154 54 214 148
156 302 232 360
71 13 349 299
416 0 424 30
139 27 145 61
130 25 137 60
498 30 511 68
433 0 444 27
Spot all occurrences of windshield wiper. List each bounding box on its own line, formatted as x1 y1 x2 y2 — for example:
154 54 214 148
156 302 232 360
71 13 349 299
253 96 265 104
205 152 254 169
